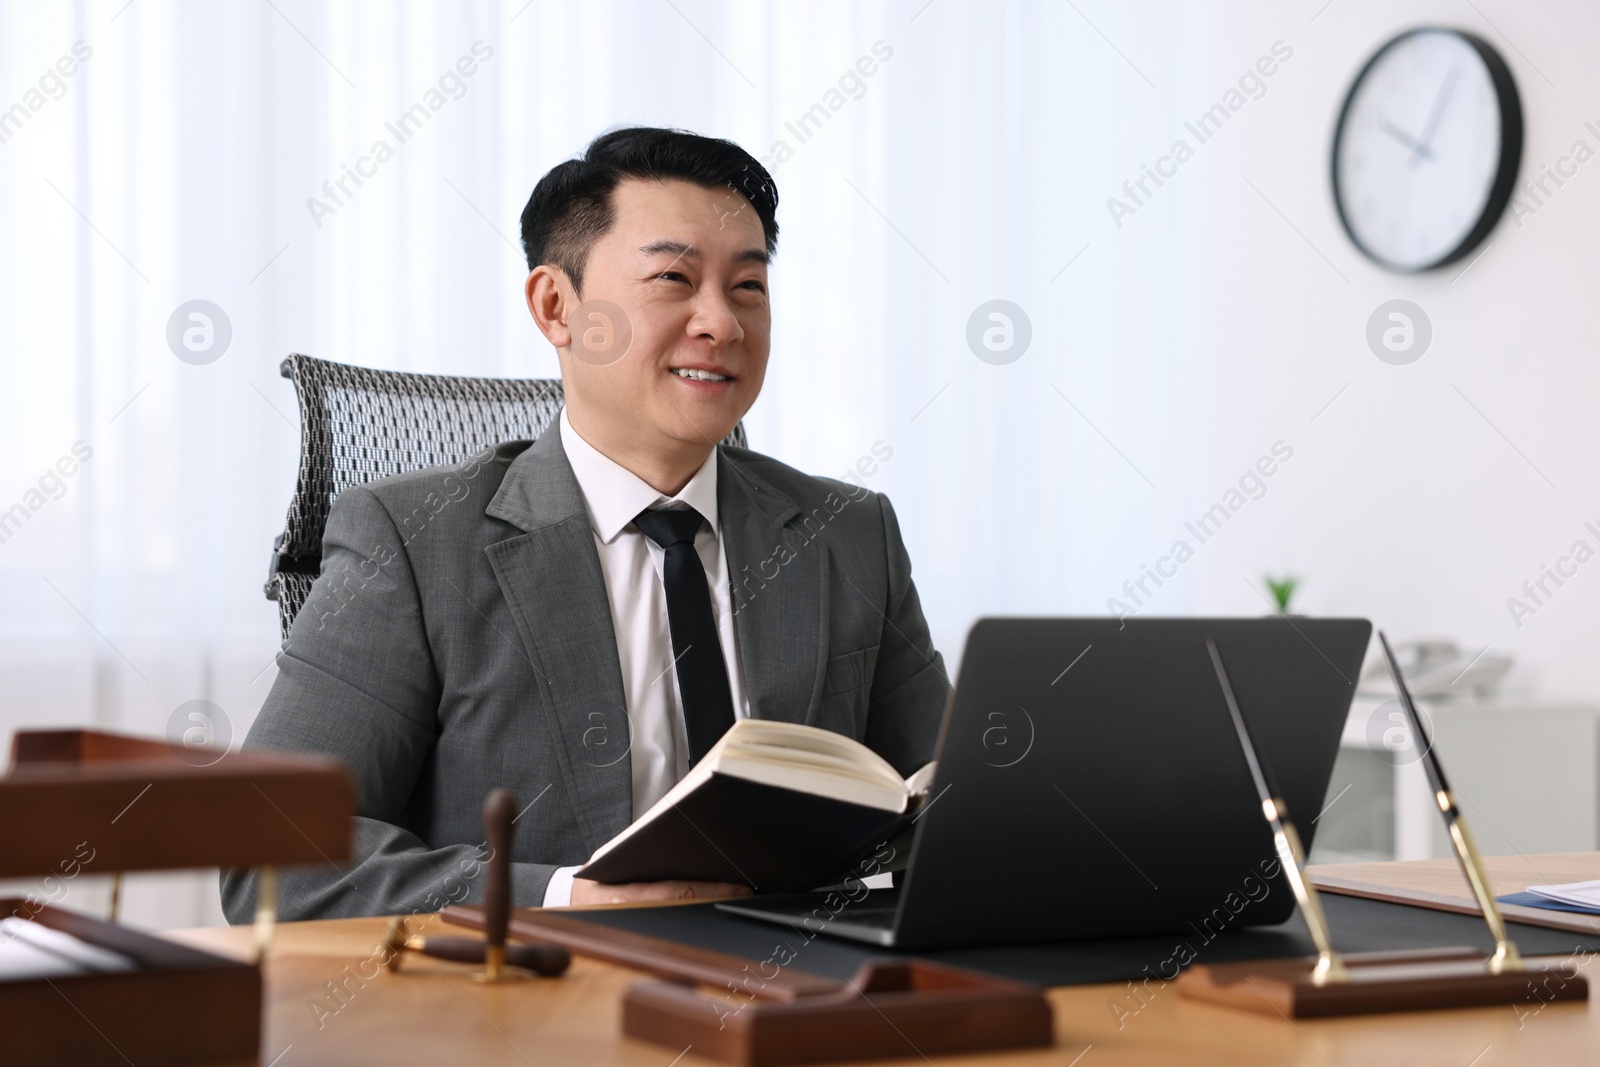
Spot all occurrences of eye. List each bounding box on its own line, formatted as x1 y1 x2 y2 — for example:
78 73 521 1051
656 270 690 283
737 280 766 293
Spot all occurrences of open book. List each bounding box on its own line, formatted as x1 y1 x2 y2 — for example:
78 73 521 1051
576 719 937 892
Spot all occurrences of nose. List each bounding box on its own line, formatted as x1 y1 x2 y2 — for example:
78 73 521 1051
686 287 745 349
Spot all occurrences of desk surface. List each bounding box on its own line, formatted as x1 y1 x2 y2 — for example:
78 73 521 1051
166 853 1600 1067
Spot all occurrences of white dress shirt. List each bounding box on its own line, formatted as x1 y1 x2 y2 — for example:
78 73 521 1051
542 409 751 905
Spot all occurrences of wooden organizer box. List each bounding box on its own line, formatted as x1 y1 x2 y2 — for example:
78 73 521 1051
0 728 353 1067
0 729 351 877
0 901 261 1066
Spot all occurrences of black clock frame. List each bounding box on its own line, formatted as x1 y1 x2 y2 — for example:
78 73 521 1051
1330 26 1524 273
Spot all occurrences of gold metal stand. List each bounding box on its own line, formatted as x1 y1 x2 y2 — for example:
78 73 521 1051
1203 637 1348 986
1440 790 1522 974
107 872 123 924
1175 634 1579 1018
1264 800 1347 985
253 865 277 963
1376 631 1520 973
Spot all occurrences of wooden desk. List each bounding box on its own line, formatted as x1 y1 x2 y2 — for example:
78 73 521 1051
164 853 1600 1067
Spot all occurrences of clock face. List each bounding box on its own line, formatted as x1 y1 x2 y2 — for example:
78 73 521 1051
1333 28 1522 272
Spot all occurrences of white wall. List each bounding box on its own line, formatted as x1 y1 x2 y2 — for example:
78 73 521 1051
1179 2 1600 701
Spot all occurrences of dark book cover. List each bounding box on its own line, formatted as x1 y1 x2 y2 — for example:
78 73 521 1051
577 773 910 892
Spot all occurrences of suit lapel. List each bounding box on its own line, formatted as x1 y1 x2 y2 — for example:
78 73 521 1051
719 453 830 727
484 427 633 851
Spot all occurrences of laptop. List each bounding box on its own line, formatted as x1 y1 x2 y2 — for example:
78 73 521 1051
717 616 1372 949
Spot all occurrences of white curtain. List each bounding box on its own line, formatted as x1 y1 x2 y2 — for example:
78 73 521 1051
0 0 1198 927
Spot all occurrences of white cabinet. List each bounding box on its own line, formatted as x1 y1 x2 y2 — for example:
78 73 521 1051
1307 697 1600 865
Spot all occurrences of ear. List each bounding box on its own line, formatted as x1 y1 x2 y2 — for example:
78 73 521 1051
526 265 576 349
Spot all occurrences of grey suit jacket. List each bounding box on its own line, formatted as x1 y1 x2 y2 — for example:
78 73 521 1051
221 421 949 923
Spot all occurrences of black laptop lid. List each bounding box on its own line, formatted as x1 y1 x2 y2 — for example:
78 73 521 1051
892 616 1371 949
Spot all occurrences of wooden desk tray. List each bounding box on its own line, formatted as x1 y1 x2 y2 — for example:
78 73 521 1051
1 728 352 878
0 901 259 1067
625 959 1053 1066
443 904 1054 1065
1178 947 1589 1018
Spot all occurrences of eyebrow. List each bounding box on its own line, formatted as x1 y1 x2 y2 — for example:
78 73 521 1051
639 240 769 266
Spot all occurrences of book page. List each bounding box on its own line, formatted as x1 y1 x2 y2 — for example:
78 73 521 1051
904 761 938 795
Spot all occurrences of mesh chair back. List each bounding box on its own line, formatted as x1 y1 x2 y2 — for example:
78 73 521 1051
266 353 748 640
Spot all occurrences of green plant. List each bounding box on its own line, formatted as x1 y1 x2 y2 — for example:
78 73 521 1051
1265 574 1299 614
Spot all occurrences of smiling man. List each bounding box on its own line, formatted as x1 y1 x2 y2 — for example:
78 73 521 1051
222 127 948 921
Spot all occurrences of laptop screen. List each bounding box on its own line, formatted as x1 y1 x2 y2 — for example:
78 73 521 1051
892 616 1371 949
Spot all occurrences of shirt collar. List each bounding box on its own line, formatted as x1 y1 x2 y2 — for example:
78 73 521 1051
559 407 720 545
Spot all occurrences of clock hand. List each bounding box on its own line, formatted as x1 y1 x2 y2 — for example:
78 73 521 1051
1411 66 1460 166
1378 118 1432 160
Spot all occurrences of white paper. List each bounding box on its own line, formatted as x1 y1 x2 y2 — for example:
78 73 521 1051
1524 879 1600 910
0 917 136 980
0 927 88 981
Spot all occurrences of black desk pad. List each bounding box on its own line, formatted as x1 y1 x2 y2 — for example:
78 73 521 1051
570 895 1598 987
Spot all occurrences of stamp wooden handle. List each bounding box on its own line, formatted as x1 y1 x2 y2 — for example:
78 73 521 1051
416 936 570 976
482 788 516 949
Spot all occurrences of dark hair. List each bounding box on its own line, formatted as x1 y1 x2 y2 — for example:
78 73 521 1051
519 126 779 293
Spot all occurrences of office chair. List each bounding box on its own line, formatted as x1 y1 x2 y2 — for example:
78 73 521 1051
264 353 748 641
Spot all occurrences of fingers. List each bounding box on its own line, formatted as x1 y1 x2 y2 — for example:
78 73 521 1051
670 880 753 900
712 882 753 898
570 878 753 905
630 880 751 901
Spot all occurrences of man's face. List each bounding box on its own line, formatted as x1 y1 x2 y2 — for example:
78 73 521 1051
545 177 771 455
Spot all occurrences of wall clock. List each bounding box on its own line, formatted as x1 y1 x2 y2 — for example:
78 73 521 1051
1332 27 1522 272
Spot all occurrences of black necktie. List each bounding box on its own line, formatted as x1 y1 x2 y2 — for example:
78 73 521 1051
632 505 736 765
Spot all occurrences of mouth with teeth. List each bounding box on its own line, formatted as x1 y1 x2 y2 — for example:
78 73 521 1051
669 367 733 383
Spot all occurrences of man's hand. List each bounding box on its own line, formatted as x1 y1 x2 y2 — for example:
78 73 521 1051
569 877 752 906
